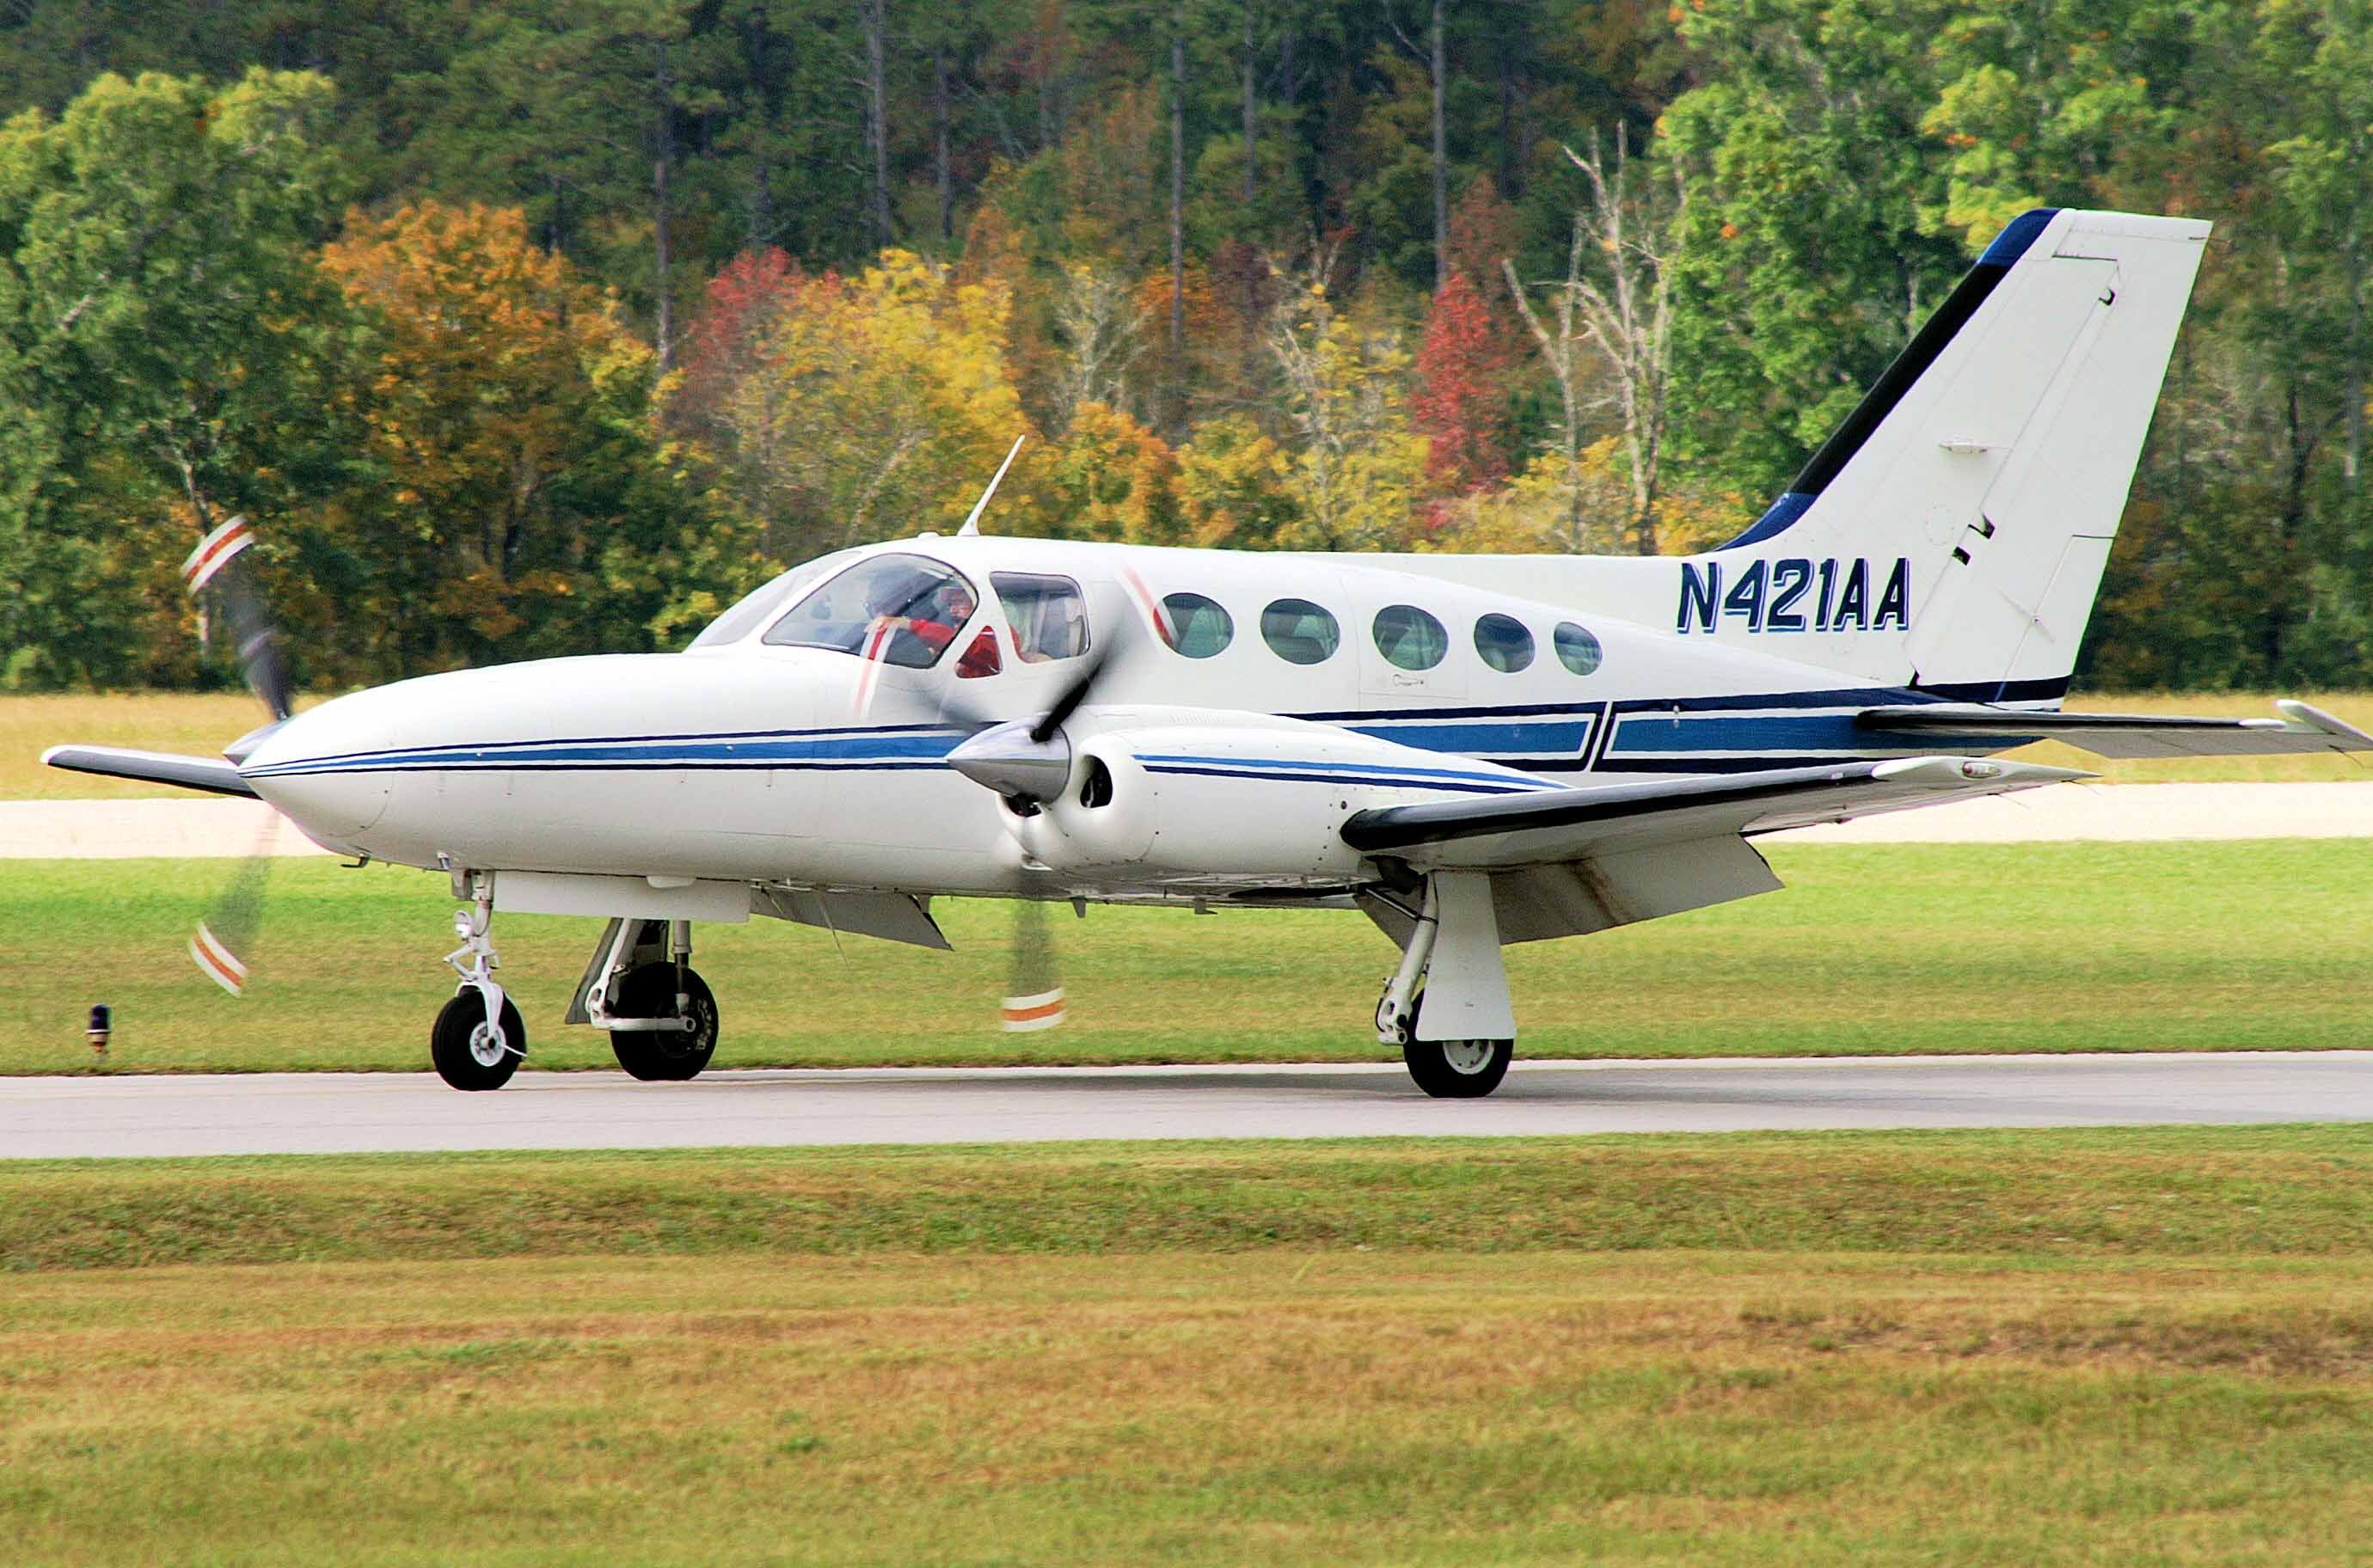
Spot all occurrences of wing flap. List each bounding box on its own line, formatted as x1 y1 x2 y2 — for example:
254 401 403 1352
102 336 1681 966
41 744 256 799
1856 699 2373 758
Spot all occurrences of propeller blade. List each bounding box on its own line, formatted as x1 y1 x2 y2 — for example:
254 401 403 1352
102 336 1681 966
1000 884 1064 1032
182 515 294 724
188 814 277 997
1029 650 1109 745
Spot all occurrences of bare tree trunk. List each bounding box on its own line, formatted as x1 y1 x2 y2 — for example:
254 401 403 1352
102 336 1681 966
933 40 953 245
1170 11 1186 364
652 39 675 371
1241 2 1258 206
864 0 892 252
739 14 777 247
1503 131 1683 555
1429 0 1447 291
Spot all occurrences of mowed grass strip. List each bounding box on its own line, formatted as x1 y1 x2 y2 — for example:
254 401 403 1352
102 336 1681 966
8 1125 2373 1272
9 1130 2373 1565
8 837 2372 1073
14 689 2373 794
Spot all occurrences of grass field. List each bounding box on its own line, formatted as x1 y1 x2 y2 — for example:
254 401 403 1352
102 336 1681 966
10 689 2373 797
8 1128 2373 1565
8 836 2370 1075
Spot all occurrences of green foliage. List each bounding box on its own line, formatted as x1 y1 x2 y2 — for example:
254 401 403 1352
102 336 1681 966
0 3 2370 686
0 67 357 689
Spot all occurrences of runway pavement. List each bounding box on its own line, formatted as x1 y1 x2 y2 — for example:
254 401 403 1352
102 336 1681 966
4 1051 2368 1160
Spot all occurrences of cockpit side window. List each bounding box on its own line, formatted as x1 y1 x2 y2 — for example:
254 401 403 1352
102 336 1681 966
991 573 1090 662
684 550 857 650
761 553 978 669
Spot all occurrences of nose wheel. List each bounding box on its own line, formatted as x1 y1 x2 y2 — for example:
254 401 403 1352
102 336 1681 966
431 870 524 1091
432 990 526 1091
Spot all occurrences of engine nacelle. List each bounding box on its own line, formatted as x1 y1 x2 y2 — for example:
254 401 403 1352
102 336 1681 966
1009 711 1539 882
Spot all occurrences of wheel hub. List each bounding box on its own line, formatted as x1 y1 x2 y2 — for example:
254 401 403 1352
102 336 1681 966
1441 1038 1495 1075
468 1020 507 1067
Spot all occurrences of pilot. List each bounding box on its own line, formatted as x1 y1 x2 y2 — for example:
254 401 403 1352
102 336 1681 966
866 575 968 665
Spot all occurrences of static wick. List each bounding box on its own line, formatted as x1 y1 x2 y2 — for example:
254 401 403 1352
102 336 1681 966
86 1002 111 1063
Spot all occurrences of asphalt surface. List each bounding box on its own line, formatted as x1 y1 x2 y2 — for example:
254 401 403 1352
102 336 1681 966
4 1051 2368 1160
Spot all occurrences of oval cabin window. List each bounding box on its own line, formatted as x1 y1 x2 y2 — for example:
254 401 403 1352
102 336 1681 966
1554 622 1603 677
1473 613 1534 673
1372 604 1448 671
1260 598 1340 665
1161 592 1234 658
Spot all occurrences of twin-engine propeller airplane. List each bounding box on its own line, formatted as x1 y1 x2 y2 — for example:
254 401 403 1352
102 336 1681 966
45 207 2373 1095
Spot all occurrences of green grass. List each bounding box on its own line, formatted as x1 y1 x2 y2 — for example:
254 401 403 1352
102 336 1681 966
9 1129 2373 1565
8 1125 2373 1271
13 689 2373 798
9 837 2371 1074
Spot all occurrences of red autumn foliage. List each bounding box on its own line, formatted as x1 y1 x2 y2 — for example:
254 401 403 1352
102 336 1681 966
1413 269 1512 494
673 247 803 430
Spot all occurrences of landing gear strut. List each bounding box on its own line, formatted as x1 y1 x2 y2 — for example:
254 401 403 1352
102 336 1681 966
431 870 524 1091
1373 872 1516 1099
575 917 720 1081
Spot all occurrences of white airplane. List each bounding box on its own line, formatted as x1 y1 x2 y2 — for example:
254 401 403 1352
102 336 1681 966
46 207 2373 1097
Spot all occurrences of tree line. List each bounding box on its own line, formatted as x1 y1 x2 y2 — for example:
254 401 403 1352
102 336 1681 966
0 0 2365 692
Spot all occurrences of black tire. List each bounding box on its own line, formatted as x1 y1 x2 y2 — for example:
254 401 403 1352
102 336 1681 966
1402 1036 1513 1099
431 991 525 1091
609 964 719 1081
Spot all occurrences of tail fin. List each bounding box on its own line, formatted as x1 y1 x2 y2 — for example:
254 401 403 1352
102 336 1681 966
1685 209 2209 701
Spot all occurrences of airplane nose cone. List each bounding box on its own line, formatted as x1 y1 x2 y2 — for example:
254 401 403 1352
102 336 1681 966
236 690 400 843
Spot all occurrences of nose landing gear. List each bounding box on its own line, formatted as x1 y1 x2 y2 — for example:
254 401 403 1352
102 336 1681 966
431 871 524 1091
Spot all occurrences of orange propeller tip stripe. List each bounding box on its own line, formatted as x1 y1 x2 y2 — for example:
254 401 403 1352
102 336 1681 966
189 921 248 997
181 515 254 596
1000 988 1064 1032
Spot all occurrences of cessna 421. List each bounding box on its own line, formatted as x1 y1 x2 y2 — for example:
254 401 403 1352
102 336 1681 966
45 206 2373 1096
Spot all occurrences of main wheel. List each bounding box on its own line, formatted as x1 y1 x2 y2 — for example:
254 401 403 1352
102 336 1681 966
431 991 525 1091
1402 1035 1513 1099
609 964 719 1081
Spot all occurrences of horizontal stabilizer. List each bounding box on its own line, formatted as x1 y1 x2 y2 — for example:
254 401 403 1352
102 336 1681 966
1342 755 2084 870
40 745 257 799
1857 700 2373 758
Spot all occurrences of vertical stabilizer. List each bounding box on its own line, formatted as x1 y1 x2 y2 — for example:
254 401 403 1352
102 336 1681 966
1681 208 2209 699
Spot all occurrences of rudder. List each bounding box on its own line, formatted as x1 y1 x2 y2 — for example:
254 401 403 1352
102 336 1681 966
1685 208 2210 701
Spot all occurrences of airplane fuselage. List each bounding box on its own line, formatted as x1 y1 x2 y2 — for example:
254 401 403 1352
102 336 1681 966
237 535 2039 905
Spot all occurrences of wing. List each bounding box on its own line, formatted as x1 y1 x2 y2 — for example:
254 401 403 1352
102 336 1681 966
1855 698 2373 758
41 744 257 799
1344 755 2083 945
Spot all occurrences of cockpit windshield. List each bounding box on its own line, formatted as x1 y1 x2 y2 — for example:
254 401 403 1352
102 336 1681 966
684 550 858 651
761 552 979 669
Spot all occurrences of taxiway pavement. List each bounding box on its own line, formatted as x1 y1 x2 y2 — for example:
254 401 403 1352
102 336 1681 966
4 1051 2366 1160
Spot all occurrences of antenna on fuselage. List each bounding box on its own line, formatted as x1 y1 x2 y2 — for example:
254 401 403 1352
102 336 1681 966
957 434 1027 536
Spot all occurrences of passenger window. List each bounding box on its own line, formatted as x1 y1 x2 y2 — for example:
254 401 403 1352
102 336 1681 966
1372 604 1448 671
992 573 1090 662
1554 622 1603 677
1473 613 1534 673
1161 592 1234 658
762 552 977 669
1260 597 1340 665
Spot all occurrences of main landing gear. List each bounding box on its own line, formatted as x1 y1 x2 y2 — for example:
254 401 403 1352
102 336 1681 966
432 872 524 1091
426 881 721 1092
573 916 720 1081
1373 871 1517 1099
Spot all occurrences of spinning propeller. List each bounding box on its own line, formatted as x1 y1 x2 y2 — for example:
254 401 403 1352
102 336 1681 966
943 646 1126 1035
181 516 293 995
